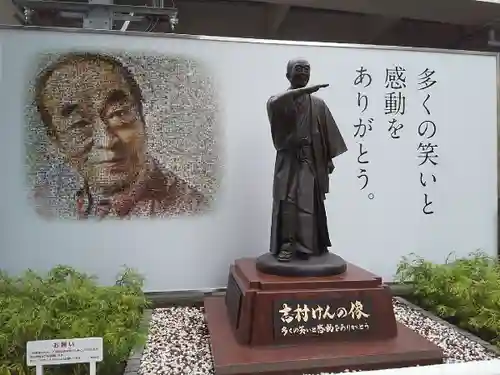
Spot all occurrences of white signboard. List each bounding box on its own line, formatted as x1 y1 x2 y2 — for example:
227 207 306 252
26 337 103 366
0 26 497 291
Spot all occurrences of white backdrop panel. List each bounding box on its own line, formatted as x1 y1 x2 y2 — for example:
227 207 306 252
0 27 497 291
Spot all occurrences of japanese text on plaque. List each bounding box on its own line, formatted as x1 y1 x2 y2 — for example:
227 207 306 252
275 299 371 337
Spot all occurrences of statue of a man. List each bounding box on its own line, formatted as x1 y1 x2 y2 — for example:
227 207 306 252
267 58 348 263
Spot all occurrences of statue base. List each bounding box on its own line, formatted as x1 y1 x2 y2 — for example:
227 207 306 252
256 251 347 277
204 257 443 374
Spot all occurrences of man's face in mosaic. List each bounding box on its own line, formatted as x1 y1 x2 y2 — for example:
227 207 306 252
39 57 147 194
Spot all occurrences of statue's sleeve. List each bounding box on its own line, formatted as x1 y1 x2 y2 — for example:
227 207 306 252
267 94 295 151
323 102 348 160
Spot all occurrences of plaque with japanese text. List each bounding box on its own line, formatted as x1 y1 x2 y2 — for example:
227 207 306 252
273 297 373 338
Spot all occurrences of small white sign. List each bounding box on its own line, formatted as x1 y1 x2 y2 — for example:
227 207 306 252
26 337 103 366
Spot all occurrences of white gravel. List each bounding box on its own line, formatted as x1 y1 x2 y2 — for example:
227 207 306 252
138 299 499 375
139 307 213 375
392 299 498 363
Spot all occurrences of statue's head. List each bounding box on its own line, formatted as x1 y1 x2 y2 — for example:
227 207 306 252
286 58 310 89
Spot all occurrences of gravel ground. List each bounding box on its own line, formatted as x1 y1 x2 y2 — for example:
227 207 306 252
138 299 499 375
392 299 498 363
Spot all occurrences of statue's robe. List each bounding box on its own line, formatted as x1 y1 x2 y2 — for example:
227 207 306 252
267 91 347 256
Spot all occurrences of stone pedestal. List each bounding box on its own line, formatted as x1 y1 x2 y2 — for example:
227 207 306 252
204 257 444 375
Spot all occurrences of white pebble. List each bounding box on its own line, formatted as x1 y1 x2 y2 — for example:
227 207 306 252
138 306 214 375
393 299 497 364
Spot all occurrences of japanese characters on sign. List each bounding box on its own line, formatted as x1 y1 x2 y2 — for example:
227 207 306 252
26 337 103 367
385 65 407 140
417 68 438 215
274 299 371 337
51 340 75 349
352 64 439 215
353 66 374 200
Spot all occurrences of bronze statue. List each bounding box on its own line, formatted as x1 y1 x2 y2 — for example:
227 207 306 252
257 58 348 276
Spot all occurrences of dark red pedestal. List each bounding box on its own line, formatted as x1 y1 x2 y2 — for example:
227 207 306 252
204 257 444 375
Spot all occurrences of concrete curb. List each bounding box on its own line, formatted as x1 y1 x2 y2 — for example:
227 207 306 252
144 284 412 307
395 297 500 356
145 288 226 307
124 309 153 375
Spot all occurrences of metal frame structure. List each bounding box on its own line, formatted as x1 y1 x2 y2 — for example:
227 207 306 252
11 0 178 30
2 23 493 54
489 28 500 47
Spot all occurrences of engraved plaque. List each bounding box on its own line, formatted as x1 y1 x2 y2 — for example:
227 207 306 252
273 297 373 339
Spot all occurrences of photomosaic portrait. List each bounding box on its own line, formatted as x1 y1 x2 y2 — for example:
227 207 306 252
25 52 219 220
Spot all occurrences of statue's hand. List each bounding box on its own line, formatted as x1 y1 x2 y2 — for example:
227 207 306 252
328 160 334 174
304 84 329 94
